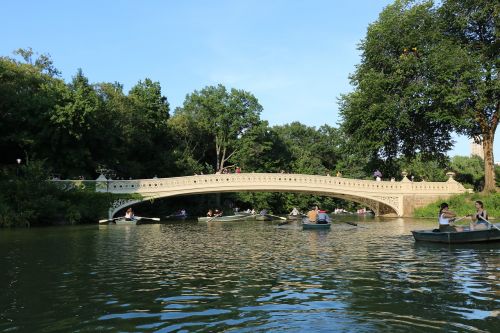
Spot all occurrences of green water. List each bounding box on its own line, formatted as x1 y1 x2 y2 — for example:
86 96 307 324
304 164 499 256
0 217 498 332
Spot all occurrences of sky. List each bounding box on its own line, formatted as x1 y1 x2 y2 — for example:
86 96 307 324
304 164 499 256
1 0 497 160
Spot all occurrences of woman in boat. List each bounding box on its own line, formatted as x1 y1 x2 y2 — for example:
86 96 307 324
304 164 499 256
206 209 213 217
125 208 135 220
290 207 300 216
469 200 489 231
438 203 463 232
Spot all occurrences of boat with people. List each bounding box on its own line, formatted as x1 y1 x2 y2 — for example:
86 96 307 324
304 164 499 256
99 216 160 225
198 215 247 222
411 225 500 243
302 217 331 230
286 214 303 221
165 209 189 221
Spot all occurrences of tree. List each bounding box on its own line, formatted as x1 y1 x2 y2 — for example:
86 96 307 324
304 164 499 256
174 84 262 173
122 78 173 178
0 51 67 166
339 0 499 191
436 0 499 191
48 69 101 176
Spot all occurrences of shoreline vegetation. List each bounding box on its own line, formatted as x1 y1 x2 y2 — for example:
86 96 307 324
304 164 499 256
413 192 500 220
2 0 499 227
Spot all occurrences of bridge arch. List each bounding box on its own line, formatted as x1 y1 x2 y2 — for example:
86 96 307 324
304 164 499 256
97 173 467 218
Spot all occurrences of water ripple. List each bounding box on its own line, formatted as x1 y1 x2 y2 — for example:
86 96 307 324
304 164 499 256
0 219 498 332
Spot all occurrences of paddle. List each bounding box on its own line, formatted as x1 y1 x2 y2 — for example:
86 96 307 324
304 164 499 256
98 217 122 224
266 214 287 221
478 215 500 231
450 215 469 225
206 215 218 222
134 216 160 221
343 221 368 228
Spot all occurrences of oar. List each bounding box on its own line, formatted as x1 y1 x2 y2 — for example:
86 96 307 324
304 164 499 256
267 214 287 221
98 217 122 224
342 221 368 228
206 215 218 222
450 215 469 226
135 216 160 221
478 215 500 231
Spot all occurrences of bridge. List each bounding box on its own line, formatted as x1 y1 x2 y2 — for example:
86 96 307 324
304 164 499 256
89 172 468 218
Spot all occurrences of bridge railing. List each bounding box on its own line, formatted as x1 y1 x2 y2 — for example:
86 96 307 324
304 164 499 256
87 173 467 195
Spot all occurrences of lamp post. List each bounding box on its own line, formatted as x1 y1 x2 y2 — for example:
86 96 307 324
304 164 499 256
16 158 21 177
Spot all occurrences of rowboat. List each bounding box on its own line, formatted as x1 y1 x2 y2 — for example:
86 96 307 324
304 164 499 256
302 218 331 230
287 214 303 221
164 214 188 221
411 224 500 243
98 216 160 225
198 215 247 222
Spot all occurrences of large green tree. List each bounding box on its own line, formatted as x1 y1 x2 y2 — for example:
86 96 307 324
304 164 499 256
0 49 66 165
173 84 263 173
339 0 499 191
436 0 499 191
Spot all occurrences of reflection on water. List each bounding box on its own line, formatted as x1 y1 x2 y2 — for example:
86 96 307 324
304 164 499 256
0 218 498 332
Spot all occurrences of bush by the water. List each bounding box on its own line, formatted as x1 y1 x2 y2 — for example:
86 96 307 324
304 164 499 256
413 192 500 219
0 161 116 227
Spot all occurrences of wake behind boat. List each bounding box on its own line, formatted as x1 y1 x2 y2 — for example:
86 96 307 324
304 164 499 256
411 224 500 243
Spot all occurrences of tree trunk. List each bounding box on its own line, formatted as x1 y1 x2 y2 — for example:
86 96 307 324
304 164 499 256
482 133 496 192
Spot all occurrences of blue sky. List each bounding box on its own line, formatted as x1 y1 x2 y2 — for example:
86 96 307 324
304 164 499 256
1 0 497 159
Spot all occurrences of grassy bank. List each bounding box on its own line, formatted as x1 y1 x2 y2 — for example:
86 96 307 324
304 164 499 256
413 192 500 219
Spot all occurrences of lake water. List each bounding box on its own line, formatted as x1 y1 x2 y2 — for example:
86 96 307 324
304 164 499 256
0 217 498 332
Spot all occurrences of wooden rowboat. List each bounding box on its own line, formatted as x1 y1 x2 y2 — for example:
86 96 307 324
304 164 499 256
302 218 331 230
99 216 160 225
198 215 247 222
411 225 500 243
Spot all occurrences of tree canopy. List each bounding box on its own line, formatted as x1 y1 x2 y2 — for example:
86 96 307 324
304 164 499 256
339 0 499 191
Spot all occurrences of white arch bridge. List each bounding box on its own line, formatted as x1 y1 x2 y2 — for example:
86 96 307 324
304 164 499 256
87 173 468 218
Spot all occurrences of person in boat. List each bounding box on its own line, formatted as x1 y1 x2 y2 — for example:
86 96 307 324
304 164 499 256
307 207 318 223
317 209 331 224
214 209 223 217
206 209 214 217
469 200 489 231
260 209 268 216
125 208 135 220
290 207 300 216
438 203 463 232
250 208 256 215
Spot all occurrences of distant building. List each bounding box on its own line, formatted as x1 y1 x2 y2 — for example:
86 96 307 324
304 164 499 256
470 140 484 159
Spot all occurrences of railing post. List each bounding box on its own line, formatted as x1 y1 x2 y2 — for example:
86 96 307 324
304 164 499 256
96 174 108 192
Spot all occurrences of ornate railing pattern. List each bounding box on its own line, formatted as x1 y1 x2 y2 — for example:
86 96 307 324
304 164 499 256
100 173 465 194
96 173 467 217
53 173 468 217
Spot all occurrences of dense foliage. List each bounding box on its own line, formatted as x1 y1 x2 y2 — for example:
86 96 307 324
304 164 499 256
0 161 114 227
2 0 498 227
339 0 499 191
414 192 500 218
